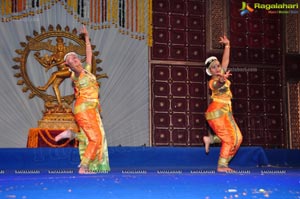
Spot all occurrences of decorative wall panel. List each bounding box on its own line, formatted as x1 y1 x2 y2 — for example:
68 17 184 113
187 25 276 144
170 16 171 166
232 68 285 148
285 54 300 81
151 64 207 146
150 0 288 148
288 82 300 149
285 11 299 53
230 0 282 65
152 0 206 61
228 0 286 148
206 0 227 52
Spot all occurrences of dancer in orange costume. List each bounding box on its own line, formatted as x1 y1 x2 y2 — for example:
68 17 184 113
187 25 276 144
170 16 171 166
55 26 110 174
203 35 243 172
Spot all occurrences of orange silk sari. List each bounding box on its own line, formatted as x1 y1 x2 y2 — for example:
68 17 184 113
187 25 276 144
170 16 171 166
205 77 243 168
72 64 110 172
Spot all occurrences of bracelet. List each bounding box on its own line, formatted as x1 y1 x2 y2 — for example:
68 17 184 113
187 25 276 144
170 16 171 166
86 43 91 46
225 45 230 48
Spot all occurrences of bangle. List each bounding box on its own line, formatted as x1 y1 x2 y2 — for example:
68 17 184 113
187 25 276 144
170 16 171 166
225 45 230 48
86 43 91 46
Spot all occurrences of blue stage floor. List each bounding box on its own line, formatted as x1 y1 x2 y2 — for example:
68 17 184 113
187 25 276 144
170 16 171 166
1 170 300 199
0 147 300 199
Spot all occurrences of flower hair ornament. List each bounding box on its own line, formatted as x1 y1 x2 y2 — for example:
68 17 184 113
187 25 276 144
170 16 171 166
205 56 218 76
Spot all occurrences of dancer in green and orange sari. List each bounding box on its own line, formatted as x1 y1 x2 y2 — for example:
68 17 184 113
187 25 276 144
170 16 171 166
203 35 243 173
55 26 110 174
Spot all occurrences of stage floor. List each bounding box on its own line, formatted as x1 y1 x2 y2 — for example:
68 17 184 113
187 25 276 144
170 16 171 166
1 147 300 198
1 170 300 199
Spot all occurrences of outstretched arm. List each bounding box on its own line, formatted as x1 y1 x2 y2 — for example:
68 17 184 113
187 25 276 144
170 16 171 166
80 25 92 66
219 35 230 71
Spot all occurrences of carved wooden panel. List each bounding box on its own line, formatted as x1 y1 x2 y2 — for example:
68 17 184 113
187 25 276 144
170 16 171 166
206 0 227 52
151 64 207 146
151 0 288 148
230 0 282 65
152 0 206 61
285 12 299 53
288 82 300 149
231 68 285 148
151 65 286 148
285 54 300 81
227 0 287 148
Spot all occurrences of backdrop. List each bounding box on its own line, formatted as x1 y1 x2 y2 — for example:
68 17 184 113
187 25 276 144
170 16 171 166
0 3 149 147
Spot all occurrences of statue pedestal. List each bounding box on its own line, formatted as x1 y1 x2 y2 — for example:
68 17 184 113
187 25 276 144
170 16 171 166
38 106 79 132
27 107 79 148
38 112 79 132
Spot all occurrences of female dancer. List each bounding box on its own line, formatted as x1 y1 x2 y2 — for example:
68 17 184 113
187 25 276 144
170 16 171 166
55 26 110 174
203 35 243 172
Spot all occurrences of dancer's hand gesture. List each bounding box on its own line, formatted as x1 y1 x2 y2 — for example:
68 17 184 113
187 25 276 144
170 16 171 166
219 35 230 46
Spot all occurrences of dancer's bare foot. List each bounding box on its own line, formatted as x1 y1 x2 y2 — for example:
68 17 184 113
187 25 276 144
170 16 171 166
203 136 211 154
78 166 96 174
217 167 235 173
55 129 74 142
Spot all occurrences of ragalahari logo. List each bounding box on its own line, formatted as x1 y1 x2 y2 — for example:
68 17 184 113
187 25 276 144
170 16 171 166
240 2 254 16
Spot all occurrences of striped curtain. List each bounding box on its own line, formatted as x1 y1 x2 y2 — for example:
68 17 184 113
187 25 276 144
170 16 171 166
0 0 152 46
